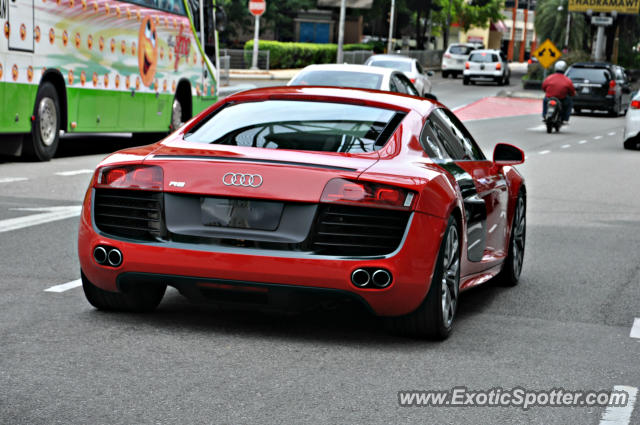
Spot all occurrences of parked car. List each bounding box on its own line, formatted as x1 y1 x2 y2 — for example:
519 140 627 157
441 43 476 78
364 54 434 97
623 91 640 149
463 49 510 86
566 62 632 116
287 64 437 100
78 86 526 340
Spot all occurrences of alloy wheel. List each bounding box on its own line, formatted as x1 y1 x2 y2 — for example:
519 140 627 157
38 97 57 147
512 197 526 279
441 225 460 328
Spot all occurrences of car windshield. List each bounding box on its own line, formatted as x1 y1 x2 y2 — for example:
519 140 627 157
449 45 473 55
566 67 610 83
184 100 398 153
469 53 498 62
289 70 383 90
368 60 412 72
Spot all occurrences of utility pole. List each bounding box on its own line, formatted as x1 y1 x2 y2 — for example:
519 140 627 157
337 0 347 63
212 0 220 87
444 0 451 48
507 0 518 61
387 0 396 53
519 0 530 62
564 11 571 50
594 13 606 61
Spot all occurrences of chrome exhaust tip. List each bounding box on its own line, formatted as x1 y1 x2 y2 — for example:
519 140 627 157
351 268 371 288
107 248 122 267
371 269 392 288
93 246 107 265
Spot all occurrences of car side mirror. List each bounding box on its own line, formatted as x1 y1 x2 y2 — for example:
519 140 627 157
427 71 434 77
493 143 524 166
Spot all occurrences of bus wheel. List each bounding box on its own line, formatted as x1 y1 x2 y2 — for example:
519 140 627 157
171 98 183 131
24 82 61 161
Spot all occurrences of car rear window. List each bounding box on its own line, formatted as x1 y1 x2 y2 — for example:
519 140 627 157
184 100 401 153
368 60 412 72
566 67 610 83
449 45 473 55
289 70 382 90
469 53 498 62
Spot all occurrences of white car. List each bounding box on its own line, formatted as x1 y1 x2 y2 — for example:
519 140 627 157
623 92 640 150
364 54 434 97
463 49 510 86
287 64 437 100
441 43 476 78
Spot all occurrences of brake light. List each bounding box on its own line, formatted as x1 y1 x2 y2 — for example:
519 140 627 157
549 99 557 106
321 178 416 210
608 79 616 95
527 59 532 64
465 62 470 70
96 165 163 190
410 78 416 83
444 53 451 58
495 62 502 70
631 100 640 109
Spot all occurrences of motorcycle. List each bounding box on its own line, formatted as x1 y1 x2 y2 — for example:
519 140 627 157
545 97 563 133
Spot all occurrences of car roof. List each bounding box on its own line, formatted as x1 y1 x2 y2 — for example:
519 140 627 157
367 54 415 63
298 63 394 76
570 62 614 69
470 49 501 55
221 86 436 116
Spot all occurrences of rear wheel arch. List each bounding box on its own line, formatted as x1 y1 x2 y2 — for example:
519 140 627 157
175 79 192 124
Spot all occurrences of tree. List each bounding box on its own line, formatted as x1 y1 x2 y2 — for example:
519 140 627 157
431 0 502 47
534 0 587 51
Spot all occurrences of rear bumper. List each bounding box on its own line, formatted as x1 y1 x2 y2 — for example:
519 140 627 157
464 70 503 79
442 59 466 71
572 95 615 110
78 201 447 317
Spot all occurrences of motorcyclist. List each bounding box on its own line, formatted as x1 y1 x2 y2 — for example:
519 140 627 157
542 60 575 123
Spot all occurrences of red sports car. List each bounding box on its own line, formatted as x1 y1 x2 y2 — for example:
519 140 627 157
78 86 526 339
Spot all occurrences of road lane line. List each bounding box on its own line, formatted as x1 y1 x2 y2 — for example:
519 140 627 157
527 125 546 131
0 206 82 233
55 169 94 176
0 177 28 183
579 140 588 144
599 386 638 425
561 144 571 149
539 150 551 155
45 279 82 293
594 136 603 140
631 318 640 339
608 132 616 136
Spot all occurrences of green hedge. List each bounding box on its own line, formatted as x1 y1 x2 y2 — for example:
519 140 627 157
243 40 379 69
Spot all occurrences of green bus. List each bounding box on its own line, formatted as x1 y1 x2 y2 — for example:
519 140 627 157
0 0 217 160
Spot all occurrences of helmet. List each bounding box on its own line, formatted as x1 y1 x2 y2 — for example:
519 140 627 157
554 60 567 73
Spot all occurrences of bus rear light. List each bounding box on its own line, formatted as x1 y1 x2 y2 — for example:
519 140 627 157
321 178 416 210
96 165 163 190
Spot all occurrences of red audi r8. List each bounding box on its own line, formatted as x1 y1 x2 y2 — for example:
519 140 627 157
78 86 526 339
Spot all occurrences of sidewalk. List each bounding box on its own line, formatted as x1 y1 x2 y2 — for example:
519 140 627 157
228 69 299 81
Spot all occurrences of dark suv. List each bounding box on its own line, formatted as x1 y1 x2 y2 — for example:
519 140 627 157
566 62 632 116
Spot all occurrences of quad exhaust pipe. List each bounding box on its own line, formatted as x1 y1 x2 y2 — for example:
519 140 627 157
93 246 122 267
350 268 392 289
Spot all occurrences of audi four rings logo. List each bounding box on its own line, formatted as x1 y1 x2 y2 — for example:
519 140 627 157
222 173 263 188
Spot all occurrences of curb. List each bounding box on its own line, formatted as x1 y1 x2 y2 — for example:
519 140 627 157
497 89 544 100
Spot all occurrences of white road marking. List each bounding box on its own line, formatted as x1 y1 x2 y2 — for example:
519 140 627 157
0 177 28 184
539 150 551 155
599 385 638 425
561 144 571 149
44 279 82 293
527 125 546 131
594 135 603 140
608 131 616 136
631 318 640 339
579 140 588 144
0 206 82 233
55 169 94 176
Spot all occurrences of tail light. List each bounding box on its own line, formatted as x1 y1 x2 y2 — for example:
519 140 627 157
95 165 163 191
321 178 416 210
495 62 502 70
631 100 640 109
444 53 451 58
608 80 616 95
410 78 416 83
527 59 532 64
465 62 470 70
549 99 557 106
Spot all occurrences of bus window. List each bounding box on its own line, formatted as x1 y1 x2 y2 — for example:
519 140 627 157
125 0 186 15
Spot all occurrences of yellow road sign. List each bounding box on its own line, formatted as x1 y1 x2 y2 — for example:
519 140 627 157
533 39 562 69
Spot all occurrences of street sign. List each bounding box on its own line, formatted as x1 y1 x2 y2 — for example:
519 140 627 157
533 39 562 69
569 0 639 15
249 0 266 17
591 16 614 25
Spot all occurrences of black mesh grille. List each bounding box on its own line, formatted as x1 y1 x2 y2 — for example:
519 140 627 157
310 204 410 256
94 189 164 241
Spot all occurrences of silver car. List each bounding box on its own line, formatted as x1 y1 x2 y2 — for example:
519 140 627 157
364 54 434 97
463 49 510 86
287 64 437 100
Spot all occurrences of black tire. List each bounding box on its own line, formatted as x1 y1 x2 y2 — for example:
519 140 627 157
505 75 510 85
387 216 461 340
23 82 61 161
554 123 560 132
546 123 552 133
81 272 166 312
574 108 582 115
463 77 470 86
495 191 526 286
442 71 449 78
623 138 640 150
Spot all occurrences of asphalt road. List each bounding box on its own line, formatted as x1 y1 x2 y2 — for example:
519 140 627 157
1 78 639 424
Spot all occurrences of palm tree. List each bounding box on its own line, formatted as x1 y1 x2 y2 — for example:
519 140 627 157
535 0 586 51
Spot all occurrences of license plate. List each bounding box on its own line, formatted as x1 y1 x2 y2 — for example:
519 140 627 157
581 87 589 94
456 59 463 64
201 198 284 231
